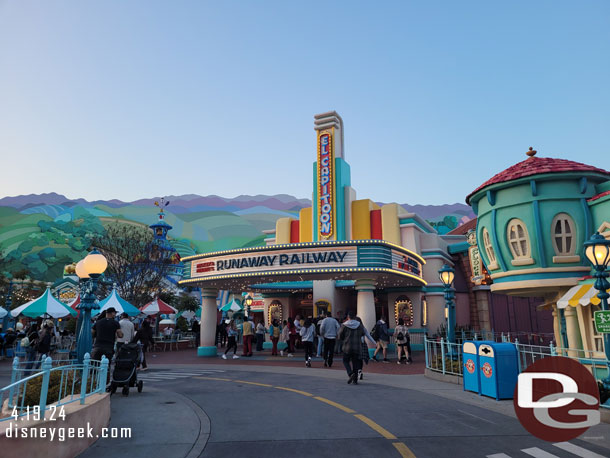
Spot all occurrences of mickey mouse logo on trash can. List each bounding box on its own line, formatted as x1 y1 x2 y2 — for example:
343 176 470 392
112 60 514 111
481 362 493 378
465 358 475 374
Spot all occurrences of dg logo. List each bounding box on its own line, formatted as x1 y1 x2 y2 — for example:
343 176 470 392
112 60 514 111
514 356 600 441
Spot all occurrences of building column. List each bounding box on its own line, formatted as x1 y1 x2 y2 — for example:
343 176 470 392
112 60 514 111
551 306 562 351
473 287 491 331
356 279 376 341
564 306 583 357
198 287 219 357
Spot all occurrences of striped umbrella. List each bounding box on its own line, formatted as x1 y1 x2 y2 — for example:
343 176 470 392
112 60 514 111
93 289 140 317
140 298 177 316
220 298 243 313
0 306 7 319
10 288 77 318
176 307 201 321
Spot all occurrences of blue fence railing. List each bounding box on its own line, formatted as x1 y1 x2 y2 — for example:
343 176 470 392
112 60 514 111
424 336 610 408
0 353 108 422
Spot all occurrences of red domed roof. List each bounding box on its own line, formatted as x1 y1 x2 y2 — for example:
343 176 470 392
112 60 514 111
466 151 610 204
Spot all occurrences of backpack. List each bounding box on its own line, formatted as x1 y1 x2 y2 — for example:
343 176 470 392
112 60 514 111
371 324 379 340
20 336 30 348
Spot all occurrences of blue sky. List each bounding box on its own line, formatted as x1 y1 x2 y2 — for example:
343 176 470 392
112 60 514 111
1 1 609 205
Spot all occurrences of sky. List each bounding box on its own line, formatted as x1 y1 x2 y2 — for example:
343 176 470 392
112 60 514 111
1 1 609 205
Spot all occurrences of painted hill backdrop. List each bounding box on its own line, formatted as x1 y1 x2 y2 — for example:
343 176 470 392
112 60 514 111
0 193 474 281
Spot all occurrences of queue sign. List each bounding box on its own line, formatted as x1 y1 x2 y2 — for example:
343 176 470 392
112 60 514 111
594 310 610 334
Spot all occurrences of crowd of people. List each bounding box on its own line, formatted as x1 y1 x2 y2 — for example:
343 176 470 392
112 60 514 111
216 311 413 384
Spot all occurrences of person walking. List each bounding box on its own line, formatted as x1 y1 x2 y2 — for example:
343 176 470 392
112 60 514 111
287 317 296 357
269 319 281 356
117 313 135 352
23 323 40 370
92 307 124 363
371 316 390 363
355 317 376 381
394 318 411 364
222 320 239 359
191 319 200 347
241 316 254 357
315 315 324 357
132 320 153 370
299 318 315 367
279 320 290 356
319 311 340 368
338 311 365 384
36 320 55 365
255 319 266 352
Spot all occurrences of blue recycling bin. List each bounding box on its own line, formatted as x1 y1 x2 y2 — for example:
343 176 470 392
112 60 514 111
462 340 493 394
478 342 519 400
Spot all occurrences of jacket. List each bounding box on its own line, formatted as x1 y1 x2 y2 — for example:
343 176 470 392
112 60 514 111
242 320 254 336
319 317 340 339
338 320 365 355
299 324 315 342
376 320 390 341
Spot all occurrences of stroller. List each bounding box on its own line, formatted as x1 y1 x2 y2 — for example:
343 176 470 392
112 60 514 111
109 342 144 396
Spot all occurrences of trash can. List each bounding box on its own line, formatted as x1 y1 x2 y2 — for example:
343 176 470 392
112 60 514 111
478 342 519 400
462 340 492 394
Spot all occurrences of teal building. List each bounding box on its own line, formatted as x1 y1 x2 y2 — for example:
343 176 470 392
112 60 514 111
467 148 610 356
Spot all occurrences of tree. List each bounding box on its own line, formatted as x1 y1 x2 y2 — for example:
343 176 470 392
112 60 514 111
175 293 199 313
90 223 174 308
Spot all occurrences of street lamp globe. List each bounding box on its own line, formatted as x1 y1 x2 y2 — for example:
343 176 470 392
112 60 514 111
438 264 455 288
83 248 108 276
244 295 253 307
584 233 610 270
75 260 90 279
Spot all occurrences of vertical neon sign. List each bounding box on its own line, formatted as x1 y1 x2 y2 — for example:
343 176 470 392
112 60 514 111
317 130 334 239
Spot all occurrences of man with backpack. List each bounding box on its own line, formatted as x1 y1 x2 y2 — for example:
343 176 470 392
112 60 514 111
371 316 390 363
338 310 365 384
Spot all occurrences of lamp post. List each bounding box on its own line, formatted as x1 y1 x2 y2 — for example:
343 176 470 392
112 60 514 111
439 264 456 344
584 232 610 389
75 249 107 363
244 295 253 318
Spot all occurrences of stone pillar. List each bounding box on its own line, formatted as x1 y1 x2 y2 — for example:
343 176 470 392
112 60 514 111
473 288 491 331
198 287 219 357
564 306 582 357
356 279 376 341
551 306 561 350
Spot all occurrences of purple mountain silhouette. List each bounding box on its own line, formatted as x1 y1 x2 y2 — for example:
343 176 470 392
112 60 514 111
0 193 474 220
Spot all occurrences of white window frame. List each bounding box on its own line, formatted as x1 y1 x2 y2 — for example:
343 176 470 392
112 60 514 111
551 213 580 263
481 228 499 270
506 219 534 266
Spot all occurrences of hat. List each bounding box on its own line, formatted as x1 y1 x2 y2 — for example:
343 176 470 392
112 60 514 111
45 319 55 328
106 307 117 314
16 322 24 331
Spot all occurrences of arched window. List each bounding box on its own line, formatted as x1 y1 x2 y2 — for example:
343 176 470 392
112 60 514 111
481 227 499 270
506 219 533 266
552 213 580 263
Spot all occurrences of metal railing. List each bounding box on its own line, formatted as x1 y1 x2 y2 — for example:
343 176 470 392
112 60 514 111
0 353 108 422
424 338 464 377
425 336 610 409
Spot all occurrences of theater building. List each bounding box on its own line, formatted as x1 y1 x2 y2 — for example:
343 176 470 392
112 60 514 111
180 112 469 356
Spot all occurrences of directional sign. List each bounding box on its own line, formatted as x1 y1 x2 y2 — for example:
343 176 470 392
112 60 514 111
594 310 610 334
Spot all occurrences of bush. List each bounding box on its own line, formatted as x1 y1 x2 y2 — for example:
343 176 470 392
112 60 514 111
21 370 93 408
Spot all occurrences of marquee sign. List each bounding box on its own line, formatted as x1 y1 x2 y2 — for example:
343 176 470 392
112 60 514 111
317 130 335 239
191 246 358 280
467 229 486 285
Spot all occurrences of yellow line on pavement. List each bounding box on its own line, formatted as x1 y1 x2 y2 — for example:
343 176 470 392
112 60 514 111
392 442 417 458
274 386 313 396
194 376 233 382
354 414 397 440
313 396 356 413
234 380 273 387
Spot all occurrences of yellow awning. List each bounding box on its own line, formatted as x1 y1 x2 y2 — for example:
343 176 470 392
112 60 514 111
557 284 608 309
